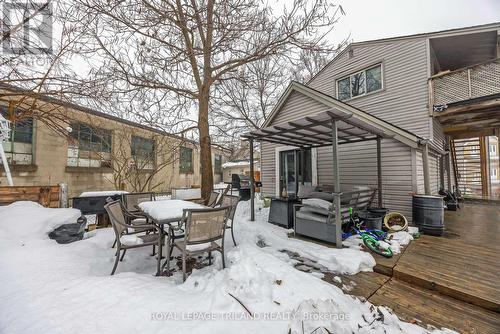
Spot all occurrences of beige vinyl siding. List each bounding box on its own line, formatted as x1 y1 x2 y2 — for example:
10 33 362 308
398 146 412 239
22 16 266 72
309 38 431 139
261 141 278 196
317 139 414 221
272 90 329 124
415 150 440 195
416 151 425 194
429 153 441 194
432 118 446 151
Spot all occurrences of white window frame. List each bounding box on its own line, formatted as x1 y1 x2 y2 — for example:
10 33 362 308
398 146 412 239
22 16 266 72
490 143 497 156
275 146 317 196
336 63 383 101
491 168 498 180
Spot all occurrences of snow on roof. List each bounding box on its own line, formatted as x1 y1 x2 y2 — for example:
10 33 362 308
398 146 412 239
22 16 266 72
222 160 259 168
79 190 129 197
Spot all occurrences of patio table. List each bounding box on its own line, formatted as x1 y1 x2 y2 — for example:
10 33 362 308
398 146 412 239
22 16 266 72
137 199 206 275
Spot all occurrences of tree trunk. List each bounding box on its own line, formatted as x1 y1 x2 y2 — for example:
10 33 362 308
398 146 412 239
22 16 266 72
198 91 213 200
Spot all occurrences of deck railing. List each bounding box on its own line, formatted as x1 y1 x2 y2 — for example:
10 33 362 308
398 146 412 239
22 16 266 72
429 58 500 107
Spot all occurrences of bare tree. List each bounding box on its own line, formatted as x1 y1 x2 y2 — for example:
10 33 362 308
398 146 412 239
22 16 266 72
0 0 92 135
69 0 343 198
105 125 183 192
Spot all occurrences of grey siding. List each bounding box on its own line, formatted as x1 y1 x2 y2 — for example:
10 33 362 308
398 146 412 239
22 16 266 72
415 150 440 195
261 141 277 196
272 90 329 124
309 38 431 139
317 139 414 221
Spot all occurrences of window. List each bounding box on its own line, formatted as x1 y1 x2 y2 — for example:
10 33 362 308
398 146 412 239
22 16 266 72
490 143 497 156
131 135 155 169
469 145 479 155
336 64 383 101
0 105 33 165
214 154 222 174
179 147 193 173
492 168 498 180
67 123 112 168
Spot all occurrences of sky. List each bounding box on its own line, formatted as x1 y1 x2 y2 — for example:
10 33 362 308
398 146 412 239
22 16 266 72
327 0 500 45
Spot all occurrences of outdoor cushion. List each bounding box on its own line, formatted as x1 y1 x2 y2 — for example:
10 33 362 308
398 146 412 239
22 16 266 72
302 198 332 211
296 209 330 223
308 191 334 201
300 205 330 216
297 184 319 199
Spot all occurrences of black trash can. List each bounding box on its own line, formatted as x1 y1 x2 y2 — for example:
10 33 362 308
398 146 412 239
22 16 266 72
412 195 444 236
359 211 384 230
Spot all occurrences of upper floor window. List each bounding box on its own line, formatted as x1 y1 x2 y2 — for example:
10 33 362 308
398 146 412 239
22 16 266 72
214 154 222 174
490 143 497 156
179 146 193 173
491 168 498 181
67 123 112 168
0 105 33 165
131 135 155 169
337 64 382 101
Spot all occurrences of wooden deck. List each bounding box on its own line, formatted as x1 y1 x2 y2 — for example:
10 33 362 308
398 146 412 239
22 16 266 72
319 203 500 333
393 204 500 313
369 279 500 333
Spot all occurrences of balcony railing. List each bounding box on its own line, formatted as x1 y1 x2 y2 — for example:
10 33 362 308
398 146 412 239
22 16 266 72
429 58 500 107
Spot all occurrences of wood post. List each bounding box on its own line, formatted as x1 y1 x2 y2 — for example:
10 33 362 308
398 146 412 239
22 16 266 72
331 119 342 249
376 136 383 207
249 139 255 221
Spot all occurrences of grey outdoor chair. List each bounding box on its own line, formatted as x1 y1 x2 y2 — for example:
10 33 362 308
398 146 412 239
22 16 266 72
165 206 230 281
105 200 163 275
122 192 155 214
206 191 219 207
215 184 231 206
219 194 240 246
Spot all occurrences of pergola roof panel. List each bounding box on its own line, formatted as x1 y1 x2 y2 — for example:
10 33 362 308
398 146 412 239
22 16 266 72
242 110 395 147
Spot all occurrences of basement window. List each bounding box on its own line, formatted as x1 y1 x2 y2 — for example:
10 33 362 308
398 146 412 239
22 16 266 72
337 64 383 101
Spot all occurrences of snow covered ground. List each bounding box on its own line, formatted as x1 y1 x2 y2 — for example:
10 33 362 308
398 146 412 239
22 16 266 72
0 200 455 334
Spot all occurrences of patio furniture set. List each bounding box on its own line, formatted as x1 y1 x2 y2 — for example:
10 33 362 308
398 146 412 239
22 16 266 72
103 186 240 281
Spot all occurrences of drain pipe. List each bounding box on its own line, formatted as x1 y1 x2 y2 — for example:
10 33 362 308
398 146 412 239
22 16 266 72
419 139 431 195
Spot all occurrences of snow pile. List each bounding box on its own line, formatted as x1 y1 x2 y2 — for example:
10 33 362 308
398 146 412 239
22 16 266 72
234 200 375 274
0 201 81 240
0 198 454 334
344 230 414 254
222 160 251 168
138 200 205 220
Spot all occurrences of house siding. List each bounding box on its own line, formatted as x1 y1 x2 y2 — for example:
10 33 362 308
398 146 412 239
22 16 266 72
309 38 431 139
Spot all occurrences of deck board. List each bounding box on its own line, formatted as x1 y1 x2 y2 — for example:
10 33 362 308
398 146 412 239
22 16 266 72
369 279 500 334
392 203 500 313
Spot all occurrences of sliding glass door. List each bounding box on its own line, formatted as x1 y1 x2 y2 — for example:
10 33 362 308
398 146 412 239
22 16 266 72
279 148 312 196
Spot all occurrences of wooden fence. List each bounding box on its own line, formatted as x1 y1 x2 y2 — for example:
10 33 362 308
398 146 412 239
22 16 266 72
0 185 61 208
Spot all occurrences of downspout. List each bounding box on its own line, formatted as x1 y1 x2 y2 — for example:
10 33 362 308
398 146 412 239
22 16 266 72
419 139 431 195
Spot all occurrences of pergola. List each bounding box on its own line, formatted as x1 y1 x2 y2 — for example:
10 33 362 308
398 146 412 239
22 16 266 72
242 108 419 248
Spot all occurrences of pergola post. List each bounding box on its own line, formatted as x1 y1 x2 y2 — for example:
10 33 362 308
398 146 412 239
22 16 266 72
249 139 255 221
331 119 342 249
376 136 383 207
422 141 431 195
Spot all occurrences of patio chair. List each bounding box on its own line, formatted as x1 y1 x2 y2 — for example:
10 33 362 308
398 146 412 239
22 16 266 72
219 194 240 246
214 184 231 206
206 191 220 207
110 200 156 249
122 192 155 214
165 206 230 281
105 200 163 275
